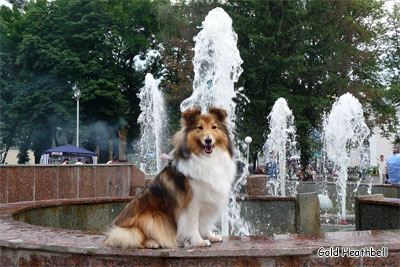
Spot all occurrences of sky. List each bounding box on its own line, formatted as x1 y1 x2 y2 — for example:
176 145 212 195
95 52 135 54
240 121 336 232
0 0 398 9
0 0 11 8
384 0 399 12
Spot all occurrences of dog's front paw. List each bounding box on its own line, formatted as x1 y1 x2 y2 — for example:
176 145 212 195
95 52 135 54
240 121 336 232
194 239 211 247
208 235 222 243
144 239 160 249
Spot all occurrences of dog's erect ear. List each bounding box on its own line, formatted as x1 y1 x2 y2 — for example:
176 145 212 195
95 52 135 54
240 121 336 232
209 107 228 122
182 107 201 127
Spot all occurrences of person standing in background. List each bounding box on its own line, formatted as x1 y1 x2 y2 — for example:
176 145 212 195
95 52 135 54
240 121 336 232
376 155 387 185
387 144 400 185
360 159 367 181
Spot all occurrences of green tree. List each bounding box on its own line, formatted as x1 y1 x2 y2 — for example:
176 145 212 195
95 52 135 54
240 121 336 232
0 4 31 162
105 0 163 150
3 0 77 162
223 0 394 167
1 0 162 163
2 0 397 166
156 1 216 133
383 3 400 144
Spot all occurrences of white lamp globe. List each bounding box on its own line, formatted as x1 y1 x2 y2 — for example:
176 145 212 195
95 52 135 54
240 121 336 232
245 136 252 144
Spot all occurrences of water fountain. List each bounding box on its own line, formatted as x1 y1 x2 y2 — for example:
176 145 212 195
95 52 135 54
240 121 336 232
137 73 168 174
323 93 370 224
180 9 243 120
1 8 399 265
264 98 298 197
180 7 249 235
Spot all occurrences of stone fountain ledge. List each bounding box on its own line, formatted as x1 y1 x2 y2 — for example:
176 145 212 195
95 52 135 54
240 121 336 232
1 198 400 266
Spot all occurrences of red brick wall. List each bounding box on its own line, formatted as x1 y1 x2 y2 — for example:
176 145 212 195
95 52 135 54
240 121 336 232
0 164 145 203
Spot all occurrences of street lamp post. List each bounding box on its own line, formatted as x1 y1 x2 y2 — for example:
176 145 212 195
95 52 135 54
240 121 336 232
73 85 81 147
244 136 252 166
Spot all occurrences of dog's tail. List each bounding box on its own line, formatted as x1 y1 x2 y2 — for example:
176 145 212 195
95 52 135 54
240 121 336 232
104 226 145 249
104 214 178 249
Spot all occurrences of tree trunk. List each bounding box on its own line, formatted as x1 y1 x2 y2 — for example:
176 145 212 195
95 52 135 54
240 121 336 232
1 120 20 164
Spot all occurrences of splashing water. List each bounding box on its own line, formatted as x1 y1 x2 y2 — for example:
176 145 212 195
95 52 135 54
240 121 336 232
367 175 373 195
180 7 249 235
180 7 243 122
137 73 168 174
323 93 369 223
353 179 362 193
319 125 330 198
265 98 298 197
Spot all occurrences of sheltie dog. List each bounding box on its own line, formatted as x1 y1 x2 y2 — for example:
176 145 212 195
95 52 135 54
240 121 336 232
104 107 236 248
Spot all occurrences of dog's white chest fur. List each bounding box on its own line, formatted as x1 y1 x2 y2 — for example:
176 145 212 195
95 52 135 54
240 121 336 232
174 148 236 203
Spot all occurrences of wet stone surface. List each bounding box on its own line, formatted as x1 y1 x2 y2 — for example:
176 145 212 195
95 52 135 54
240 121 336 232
1 198 400 266
12 201 128 232
356 196 400 231
240 198 296 235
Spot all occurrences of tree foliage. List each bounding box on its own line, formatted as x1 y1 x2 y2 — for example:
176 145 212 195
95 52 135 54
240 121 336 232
223 0 398 166
155 1 216 133
1 0 398 166
1 0 161 163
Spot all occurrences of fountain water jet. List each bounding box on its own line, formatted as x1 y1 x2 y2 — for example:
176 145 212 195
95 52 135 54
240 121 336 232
180 8 243 121
180 7 249 235
137 73 168 174
323 93 369 224
265 98 298 197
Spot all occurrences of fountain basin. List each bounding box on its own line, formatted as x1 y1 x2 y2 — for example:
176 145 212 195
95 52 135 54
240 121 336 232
247 175 400 215
355 194 400 231
1 198 400 266
10 194 320 236
12 198 129 232
298 181 400 214
240 193 320 235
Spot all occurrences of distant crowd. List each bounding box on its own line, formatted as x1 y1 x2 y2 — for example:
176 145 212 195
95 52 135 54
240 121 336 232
62 158 89 165
61 158 120 165
258 144 400 185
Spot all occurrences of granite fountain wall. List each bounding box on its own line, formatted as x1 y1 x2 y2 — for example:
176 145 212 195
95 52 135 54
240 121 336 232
355 194 400 231
247 174 400 215
1 166 400 266
0 164 145 203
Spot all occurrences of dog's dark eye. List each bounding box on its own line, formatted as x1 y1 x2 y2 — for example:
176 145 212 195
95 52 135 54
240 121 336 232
198 126 203 130
212 125 217 129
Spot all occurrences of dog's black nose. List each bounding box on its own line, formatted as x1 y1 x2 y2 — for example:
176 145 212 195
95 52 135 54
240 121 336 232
205 138 212 145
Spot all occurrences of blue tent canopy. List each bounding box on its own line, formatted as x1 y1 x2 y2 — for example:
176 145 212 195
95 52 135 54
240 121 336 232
43 144 97 156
